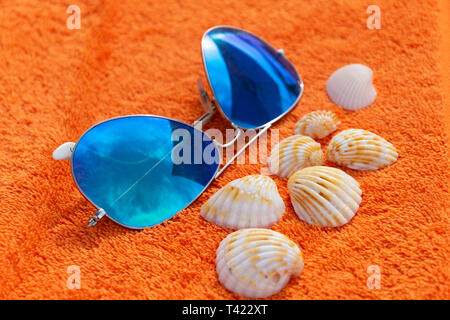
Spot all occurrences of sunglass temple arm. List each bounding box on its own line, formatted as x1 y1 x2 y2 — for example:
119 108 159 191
214 123 271 179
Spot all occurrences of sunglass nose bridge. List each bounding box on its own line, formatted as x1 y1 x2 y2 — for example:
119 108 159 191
196 76 273 179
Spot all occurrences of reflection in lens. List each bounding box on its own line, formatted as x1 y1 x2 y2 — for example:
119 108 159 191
202 27 302 129
72 116 219 229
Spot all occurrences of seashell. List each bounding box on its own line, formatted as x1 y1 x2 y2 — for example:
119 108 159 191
326 64 377 111
327 129 398 170
201 175 285 229
294 110 341 139
216 228 304 298
288 166 362 227
268 135 324 178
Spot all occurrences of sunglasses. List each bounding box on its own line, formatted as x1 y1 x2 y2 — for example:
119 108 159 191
53 26 304 229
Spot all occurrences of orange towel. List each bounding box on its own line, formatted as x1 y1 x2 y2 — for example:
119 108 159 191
0 0 448 299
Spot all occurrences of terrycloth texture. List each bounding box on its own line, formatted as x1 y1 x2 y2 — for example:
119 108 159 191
0 0 448 299
439 0 450 137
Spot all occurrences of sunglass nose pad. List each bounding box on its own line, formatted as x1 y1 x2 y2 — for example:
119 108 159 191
194 78 217 127
53 142 76 160
197 77 214 113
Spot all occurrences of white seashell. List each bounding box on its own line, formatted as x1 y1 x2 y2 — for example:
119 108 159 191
216 228 304 298
326 64 377 111
327 129 398 170
288 166 362 227
294 110 341 139
201 175 285 229
268 135 324 178
53 142 76 160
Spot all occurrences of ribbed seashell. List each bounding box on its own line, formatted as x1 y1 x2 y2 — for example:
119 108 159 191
216 228 304 298
288 166 362 227
294 111 341 139
327 129 398 170
326 64 377 110
268 135 324 178
201 175 285 229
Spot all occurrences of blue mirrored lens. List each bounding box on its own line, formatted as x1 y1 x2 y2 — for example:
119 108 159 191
202 26 302 129
71 116 219 229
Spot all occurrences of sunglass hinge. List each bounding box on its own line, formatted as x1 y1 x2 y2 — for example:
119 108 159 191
88 208 106 227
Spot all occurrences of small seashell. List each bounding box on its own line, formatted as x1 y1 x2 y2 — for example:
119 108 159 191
268 135 324 178
288 166 362 227
327 129 398 170
201 175 285 229
216 228 304 298
294 110 341 139
326 64 377 111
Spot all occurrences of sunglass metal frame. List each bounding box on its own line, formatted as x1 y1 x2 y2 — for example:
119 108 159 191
54 26 304 229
